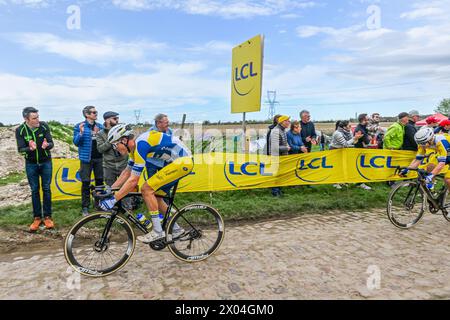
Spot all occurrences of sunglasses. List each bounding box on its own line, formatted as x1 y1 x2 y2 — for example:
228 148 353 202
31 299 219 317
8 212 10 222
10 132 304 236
89 111 98 115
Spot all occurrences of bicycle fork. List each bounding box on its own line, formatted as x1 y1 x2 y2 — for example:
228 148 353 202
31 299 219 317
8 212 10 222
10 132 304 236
95 211 117 252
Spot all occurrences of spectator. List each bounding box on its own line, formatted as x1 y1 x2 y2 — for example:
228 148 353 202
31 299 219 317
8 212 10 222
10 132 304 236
330 120 363 189
73 106 104 216
97 111 128 187
287 121 308 154
265 115 282 155
434 119 450 134
402 110 420 151
383 112 409 150
299 110 317 152
367 113 382 137
330 120 363 150
268 115 291 197
147 114 177 216
425 116 439 129
354 114 372 149
354 114 373 190
151 113 173 135
15 107 55 232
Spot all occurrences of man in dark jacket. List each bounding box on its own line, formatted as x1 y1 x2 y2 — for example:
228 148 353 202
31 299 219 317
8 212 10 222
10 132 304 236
299 110 317 152
354 113 373 190
354 113 371 149
73 106 104 216
97 111 128 186
15 107 55 232
402 110 420 151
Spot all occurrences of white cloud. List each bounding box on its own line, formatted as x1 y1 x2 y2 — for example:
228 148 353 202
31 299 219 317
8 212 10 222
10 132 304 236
0 0 50 7
6 33 167 65
296 25 364 38
112 0 317 18
0 61 229 123
187 40 234 53
400 1 449 20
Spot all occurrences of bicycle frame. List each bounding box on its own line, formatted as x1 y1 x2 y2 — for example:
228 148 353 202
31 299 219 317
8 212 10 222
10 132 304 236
396 167 449 212
93 183 182 249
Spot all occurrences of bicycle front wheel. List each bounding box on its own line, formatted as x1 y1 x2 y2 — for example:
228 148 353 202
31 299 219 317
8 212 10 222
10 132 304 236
387 181 426 229
166 203 225 262
64 212 136 277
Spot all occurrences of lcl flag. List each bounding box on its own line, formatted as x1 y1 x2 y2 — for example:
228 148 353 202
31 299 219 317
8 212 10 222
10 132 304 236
231 35 264 114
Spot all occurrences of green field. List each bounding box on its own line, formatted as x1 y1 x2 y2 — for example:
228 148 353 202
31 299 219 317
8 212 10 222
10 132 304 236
0 183 390 228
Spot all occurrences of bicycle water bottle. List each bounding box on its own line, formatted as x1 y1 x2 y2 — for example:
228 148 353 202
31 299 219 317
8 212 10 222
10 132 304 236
136 213 152 230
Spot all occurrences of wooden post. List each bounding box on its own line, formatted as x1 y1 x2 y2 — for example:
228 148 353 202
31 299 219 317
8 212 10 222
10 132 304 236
179 114 186 141
242 112 247 153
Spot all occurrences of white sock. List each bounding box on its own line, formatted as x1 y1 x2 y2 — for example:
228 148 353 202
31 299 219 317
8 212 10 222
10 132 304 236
150 213 163 233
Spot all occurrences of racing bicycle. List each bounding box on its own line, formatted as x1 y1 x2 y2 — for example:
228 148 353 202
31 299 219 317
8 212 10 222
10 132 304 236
64 183 225 277
387 166 450 229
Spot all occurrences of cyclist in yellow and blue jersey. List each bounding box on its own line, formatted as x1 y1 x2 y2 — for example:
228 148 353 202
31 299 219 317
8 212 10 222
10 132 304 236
99 124 194 243
401 127 450 190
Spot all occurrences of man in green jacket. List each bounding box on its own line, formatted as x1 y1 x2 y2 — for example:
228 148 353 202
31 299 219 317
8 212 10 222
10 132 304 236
383 112 409 150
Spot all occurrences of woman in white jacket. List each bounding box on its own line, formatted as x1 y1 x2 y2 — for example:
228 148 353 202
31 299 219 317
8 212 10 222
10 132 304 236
330 120 363 149
330 120 363 189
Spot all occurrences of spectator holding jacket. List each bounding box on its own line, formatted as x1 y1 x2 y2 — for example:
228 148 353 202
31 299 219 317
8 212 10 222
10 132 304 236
16 107 55 232
299 110 317 152
287 121 308 154
73 106 104 216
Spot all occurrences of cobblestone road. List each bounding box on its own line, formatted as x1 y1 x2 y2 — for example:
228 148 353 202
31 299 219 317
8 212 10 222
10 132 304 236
0 209 449 300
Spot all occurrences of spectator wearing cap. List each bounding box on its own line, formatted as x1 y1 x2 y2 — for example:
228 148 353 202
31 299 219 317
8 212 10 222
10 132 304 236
299 110 317 152
383 112 409 150
73 106 104 216
434 119 450 134
426 116 439 128
402 110 420 151
97 111 129 187
268 115 291 197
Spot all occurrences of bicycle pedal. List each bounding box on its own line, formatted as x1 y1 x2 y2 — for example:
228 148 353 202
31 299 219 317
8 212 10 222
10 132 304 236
149 238 167 251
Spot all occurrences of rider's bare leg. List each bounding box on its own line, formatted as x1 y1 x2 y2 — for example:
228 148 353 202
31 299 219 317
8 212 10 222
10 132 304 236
141 183 163 233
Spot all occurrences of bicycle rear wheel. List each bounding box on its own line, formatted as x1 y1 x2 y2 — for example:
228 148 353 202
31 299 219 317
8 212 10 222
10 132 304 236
440 189 450 222
166 203 225 262
387 181 426 229
64 212 135 277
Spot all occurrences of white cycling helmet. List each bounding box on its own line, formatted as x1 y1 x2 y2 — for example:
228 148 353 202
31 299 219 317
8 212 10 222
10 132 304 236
107 124 134 143
414 127 434 146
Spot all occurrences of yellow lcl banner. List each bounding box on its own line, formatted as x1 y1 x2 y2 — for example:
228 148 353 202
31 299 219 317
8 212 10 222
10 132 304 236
51 149 431 202
231 35 264 113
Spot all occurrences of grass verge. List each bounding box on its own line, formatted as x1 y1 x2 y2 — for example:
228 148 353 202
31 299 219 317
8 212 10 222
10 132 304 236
0 172 26 187
0 183 390 228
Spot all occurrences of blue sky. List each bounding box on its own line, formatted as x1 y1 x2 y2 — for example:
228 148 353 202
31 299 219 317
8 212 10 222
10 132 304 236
0 0 449 124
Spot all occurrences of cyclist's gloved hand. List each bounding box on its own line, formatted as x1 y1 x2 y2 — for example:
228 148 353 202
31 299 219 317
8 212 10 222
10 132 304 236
99 196 117 211
425 173 435 189
399 168 409 176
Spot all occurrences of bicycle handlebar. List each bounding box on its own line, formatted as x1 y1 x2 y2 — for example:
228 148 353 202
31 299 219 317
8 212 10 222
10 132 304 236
394 166 428 178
